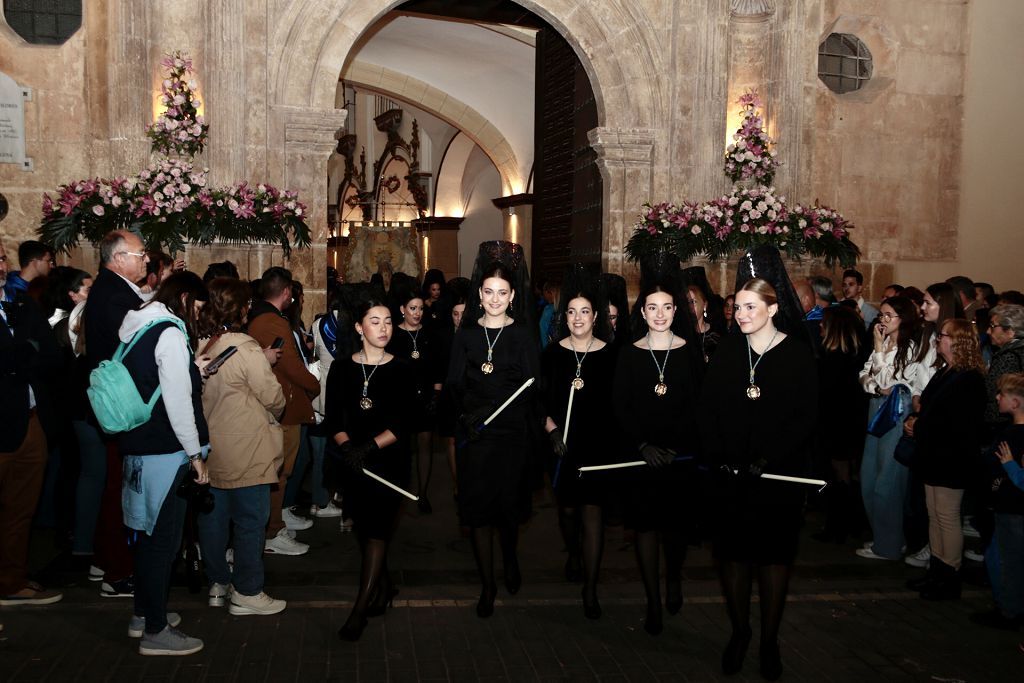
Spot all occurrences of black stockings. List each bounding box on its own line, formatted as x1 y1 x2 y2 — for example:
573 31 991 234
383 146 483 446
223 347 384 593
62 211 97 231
470 524 519 590
558 505 582 581
635 530 662 632
415 431 433 503
344 534 389 629
720 560 791 645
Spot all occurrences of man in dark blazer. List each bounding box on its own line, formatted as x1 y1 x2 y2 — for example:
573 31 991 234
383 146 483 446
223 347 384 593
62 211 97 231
82 230 149 597
0 240 62 605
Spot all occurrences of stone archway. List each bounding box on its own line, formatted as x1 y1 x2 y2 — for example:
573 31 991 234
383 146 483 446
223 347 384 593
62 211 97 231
267 0 669 281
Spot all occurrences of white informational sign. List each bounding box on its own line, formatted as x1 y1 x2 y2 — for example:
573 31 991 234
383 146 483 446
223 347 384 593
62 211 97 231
0 70 32 171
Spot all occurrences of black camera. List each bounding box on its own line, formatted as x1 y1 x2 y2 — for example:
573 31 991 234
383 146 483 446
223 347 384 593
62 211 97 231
176 468 215 514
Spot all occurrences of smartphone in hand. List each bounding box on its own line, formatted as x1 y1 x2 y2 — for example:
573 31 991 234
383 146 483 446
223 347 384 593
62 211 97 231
270 337 285 349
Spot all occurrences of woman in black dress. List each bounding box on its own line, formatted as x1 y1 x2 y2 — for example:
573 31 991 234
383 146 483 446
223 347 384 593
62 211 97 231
447 244 539 618
613 258 704 636
326 296 416 641
386 288 443 513
699 263 818 681
542 271 616 619
813 305 869 543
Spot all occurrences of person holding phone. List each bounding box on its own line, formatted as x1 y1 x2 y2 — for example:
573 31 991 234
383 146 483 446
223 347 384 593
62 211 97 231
196 278 288 616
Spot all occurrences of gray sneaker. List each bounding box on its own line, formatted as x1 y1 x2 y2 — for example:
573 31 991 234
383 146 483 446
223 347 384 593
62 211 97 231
138 626 204 656
128 612 181 638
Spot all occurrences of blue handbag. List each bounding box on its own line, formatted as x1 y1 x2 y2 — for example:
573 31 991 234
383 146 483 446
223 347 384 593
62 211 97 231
867 384 909 437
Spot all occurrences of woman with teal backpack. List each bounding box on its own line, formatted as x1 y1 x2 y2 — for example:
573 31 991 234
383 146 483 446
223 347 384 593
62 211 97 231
115 271 211 656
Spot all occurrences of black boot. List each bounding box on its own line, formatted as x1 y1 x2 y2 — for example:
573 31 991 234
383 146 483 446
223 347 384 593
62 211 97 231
906 561 939 591
920 559 961 601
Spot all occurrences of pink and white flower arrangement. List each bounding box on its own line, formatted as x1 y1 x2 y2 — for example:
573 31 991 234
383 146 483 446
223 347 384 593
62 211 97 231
724 91 778 186
147 51 209 157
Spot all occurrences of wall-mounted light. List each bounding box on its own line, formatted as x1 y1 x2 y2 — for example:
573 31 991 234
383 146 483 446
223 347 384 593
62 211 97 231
508 206 515 216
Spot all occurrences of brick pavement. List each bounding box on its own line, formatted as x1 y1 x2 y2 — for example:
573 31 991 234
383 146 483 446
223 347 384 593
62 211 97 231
2 485 1022 681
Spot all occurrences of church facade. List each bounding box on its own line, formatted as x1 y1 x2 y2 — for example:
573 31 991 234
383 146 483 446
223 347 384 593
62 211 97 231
0 0 1016 308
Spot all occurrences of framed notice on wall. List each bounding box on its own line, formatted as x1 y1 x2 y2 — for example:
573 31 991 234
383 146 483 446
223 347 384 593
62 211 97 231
0 70 33 171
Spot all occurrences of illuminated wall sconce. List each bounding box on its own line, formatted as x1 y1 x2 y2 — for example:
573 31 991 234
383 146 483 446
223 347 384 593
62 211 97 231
508 206 515 216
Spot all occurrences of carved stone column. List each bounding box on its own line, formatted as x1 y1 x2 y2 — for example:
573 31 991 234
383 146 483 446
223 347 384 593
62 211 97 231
271 105 348 313
105 0 153 173
201 0 246 186
587 127 656 281
727 0 776 122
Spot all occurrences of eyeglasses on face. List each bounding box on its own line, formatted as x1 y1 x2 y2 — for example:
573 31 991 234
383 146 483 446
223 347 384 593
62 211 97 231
989 321 1009 330
880 312 899 321
117 251 147 259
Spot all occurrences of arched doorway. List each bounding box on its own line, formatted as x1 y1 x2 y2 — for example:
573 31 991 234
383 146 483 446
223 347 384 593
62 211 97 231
267 0 667 296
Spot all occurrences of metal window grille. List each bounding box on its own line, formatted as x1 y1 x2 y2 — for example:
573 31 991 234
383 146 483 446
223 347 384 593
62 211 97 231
818 33 873 94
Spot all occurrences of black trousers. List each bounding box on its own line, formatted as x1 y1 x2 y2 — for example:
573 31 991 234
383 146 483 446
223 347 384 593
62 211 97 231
133 463 189 634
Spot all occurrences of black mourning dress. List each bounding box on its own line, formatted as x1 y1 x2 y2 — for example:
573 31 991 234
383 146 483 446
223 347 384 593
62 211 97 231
386 325 443 433
612 343 701 532
447 320 539 527
434 324 459 438
542 342 617 506
699 333 818 564
324 356 416 539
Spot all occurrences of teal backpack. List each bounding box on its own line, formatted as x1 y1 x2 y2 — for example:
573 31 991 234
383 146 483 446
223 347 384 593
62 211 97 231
88 317 188 434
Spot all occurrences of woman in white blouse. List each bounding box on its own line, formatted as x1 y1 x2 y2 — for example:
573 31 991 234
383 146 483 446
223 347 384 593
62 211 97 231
857 295 935 560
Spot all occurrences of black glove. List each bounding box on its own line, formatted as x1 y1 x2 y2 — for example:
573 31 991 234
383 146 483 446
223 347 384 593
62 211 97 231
747 458 769 479
425 390 441 418
548 427 568 459
459 404 493 442
340 439 378 472
639 442 675 469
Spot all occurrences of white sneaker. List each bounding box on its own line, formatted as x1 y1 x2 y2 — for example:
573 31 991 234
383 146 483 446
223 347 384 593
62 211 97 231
311 502 344 518
904 546 931 568
225 548 234 566
282 507 313 531
856 547 895 560
962 518 981 538
229 591 287 616
339 516 354 533
264 529 309 556
208 583 232 607
964 549 985 562
862 541 873 550
88 565 104 582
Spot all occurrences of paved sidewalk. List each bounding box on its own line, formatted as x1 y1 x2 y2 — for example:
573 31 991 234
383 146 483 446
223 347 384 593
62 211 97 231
2 483 1021 681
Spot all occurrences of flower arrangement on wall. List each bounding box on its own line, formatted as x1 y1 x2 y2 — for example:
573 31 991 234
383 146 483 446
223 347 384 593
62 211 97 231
626 91 859 268
147 52 209 157
39 52 310 256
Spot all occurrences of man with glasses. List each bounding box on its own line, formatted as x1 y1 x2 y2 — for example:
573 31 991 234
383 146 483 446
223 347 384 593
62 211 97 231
2 240 55 303
82 230 150 599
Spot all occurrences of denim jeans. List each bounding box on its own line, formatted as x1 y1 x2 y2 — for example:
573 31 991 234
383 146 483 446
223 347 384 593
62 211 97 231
71 420 107 555
995 512 1024 618
197 484 270 596
283 425 329 508
860 395 911 559
133 463 188 634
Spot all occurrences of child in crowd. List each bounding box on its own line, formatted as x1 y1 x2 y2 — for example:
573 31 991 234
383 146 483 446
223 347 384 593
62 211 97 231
981 373 1024 641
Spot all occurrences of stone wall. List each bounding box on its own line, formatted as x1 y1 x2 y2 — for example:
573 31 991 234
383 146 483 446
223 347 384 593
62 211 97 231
1 0 1009 312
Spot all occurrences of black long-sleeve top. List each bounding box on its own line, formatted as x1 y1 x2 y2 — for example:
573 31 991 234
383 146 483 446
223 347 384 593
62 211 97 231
914 366 986 489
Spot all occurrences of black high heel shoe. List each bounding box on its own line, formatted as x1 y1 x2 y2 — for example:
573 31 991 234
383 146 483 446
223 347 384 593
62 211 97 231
504 562 521 595
338 613 368 641
643 602 663 635
582 586 602 620
721 626 752 675
759 640 782 681
365 587 399 617
476 583 497 618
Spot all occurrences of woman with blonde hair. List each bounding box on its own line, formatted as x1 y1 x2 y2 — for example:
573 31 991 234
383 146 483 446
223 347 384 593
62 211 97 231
903 318 986 600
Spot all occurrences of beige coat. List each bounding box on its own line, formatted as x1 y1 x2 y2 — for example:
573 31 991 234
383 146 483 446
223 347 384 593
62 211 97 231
200 332 286 489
